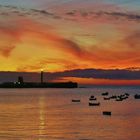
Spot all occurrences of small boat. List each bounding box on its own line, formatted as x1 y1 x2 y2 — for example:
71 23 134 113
89 97 97 101
103 111 111 116
90 95 94 98
102 92 109 96
134 94 140 99
116 97 123 101
104 97 110 100
72 99 80 102
89 102 100 106
110 95 117 99
121 95 128 100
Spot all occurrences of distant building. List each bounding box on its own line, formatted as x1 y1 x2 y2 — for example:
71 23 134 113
18 76 24 84
41 70 44 84
0 72 78 88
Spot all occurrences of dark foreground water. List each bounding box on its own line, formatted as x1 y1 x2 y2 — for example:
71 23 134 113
0 87 140 140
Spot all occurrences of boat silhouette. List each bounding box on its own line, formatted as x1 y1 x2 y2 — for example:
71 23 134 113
102 92 109 96
72 99 81 102
89 102 100 106
103 111 111 116
134 94 140 99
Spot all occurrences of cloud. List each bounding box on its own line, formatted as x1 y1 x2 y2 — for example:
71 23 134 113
102 12 140 22
31 9 53 16
125 67 140 71
0 3 139 70
0 4 58 19
52 68 140 80
16 58 86 72
65 9 140 22
0 45 16 57
1 3 140 23
0 6 91 61
0 68 140 84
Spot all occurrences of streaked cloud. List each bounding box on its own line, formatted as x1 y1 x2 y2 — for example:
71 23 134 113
0 1 139 85
65 10 140 22
56 68 140 80
0 68 140 85
0 4 58 19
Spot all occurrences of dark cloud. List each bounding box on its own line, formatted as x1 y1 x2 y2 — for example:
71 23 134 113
65 9 140 22
0 4 57 19
0 68 140 83
53 68 140 80
125 67 140 71
102 12 140 21
0 4 140 22
65 10 89 17
31 9 54 16
58 38 84 56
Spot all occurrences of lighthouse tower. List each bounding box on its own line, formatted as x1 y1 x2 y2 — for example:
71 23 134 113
41 69 44 84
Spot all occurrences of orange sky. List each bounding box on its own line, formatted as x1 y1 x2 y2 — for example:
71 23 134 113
0 1 140 85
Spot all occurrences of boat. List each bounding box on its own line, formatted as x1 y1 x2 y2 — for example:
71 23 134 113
90 95 94 98
89 95 97 100
89 98 97 101
116 97 123 101
102 92 109 96
134 94 140 99
89 97 97 101
72 99 80 102
103 111 111 116
89 102 100 106
110 95 117 99
121 95 128 100
104 97 110 100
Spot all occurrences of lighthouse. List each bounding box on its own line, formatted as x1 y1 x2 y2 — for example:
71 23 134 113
41 69 44 84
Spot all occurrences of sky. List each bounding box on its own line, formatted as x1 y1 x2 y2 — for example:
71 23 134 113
0 0 140 85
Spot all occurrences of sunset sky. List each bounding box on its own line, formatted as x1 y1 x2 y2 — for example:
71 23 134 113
0 0 140 85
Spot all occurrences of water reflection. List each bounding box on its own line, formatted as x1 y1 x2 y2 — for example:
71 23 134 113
0 88 140 140
39 95 46 140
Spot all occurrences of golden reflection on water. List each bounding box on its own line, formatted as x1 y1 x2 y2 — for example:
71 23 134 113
39 95 46 140
0 88 140 140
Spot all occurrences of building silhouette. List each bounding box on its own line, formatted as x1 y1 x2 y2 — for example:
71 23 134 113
41 70 44 84
18 76 24 84
0 70 78 88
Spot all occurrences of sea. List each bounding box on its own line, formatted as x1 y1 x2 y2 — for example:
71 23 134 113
0 86 140 140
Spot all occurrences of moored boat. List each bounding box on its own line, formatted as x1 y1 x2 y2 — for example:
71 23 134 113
116 97 123 101
104 97 110 100
90 95 94 98
89 97 97 101
134 94 140 99
89 95 97 101
102 92 109 96
89 102 100 106
72 99 80 102
120 95 128 100
103 111 111 116
110 95 117 99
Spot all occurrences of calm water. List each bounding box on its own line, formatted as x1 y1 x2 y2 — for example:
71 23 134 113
0 87 140 140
